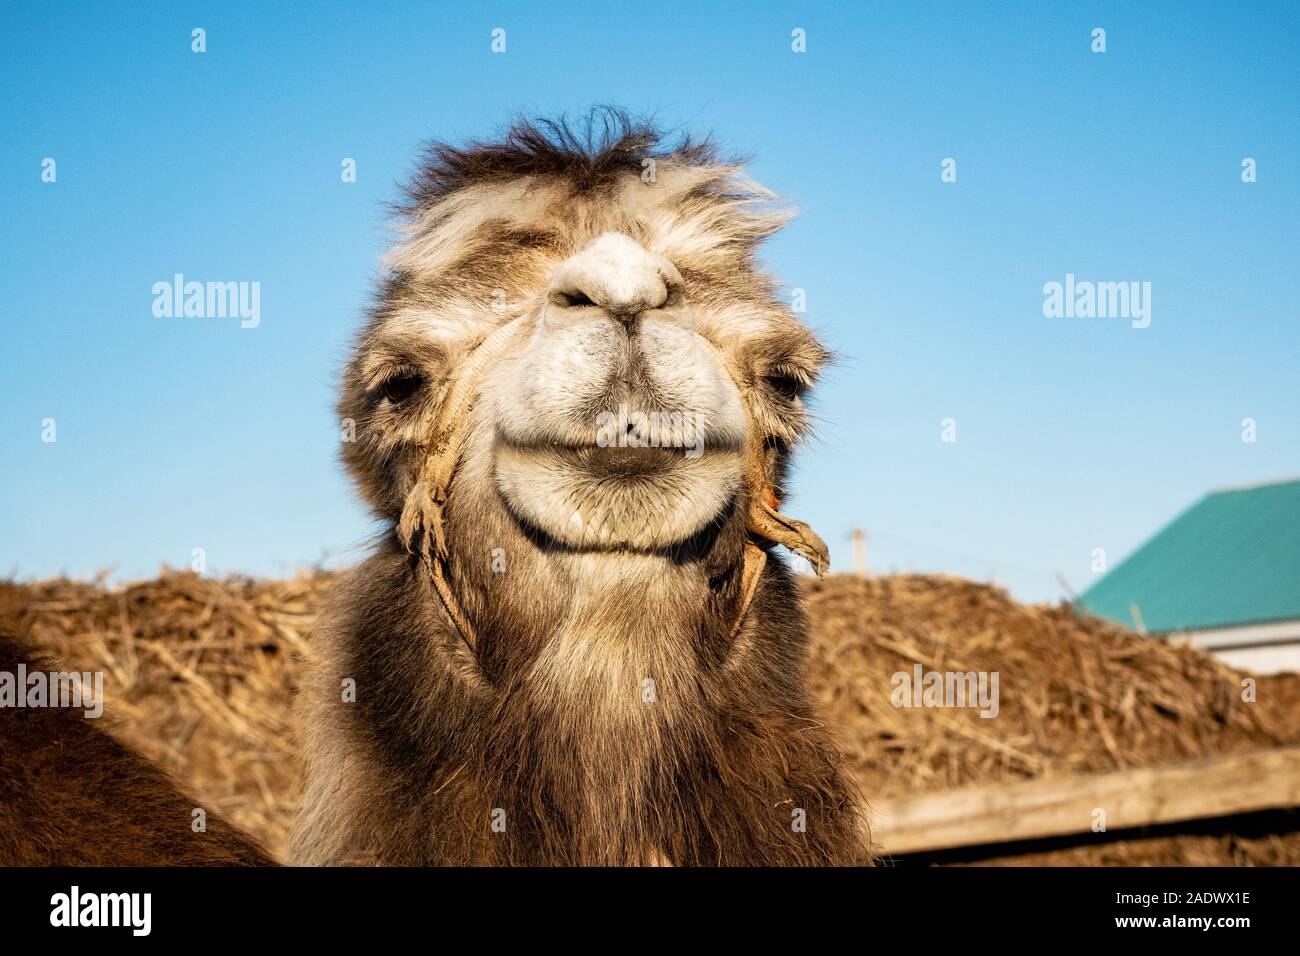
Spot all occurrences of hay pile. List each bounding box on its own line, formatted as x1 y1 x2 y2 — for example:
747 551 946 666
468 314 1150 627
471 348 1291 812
2 570 1297 864
804 574 1300 864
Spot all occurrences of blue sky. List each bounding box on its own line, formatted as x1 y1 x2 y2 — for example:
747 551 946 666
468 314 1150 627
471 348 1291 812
2 1 1297 603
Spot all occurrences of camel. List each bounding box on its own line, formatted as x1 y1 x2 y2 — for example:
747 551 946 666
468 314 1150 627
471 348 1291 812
0 624 274 866
292 111 871 865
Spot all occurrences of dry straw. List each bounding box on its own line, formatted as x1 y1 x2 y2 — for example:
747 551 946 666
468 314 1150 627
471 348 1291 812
2 571 1296 864
805 574 1300 864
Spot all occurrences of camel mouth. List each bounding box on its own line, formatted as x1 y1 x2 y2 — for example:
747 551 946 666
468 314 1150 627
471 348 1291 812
493 441 690 479
491 405 745 462
492 434 746 550
495 436 741 476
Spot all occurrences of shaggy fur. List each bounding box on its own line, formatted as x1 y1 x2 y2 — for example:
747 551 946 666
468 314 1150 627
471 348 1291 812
293 110 870 866
0 626 275 866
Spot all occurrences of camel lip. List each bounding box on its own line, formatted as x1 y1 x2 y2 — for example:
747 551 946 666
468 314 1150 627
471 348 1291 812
498 441 693 476
494 430 744 459
570 444 682 476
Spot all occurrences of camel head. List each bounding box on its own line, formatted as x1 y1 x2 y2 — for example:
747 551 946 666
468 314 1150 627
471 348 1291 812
339 112 829 592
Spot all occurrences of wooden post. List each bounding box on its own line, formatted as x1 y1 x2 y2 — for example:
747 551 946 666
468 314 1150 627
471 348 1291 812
852 527 867 576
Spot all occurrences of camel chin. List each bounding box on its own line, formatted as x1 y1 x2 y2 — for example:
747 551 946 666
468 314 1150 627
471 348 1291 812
492 439 744 550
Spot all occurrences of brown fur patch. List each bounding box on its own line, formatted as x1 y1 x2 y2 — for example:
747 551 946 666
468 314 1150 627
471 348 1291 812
0 626 275 866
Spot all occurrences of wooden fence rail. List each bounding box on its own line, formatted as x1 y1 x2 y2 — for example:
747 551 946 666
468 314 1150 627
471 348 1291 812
869 746 1300 856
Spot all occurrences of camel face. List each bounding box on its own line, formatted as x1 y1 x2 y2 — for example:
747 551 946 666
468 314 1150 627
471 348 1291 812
339 117 829 556
488 231 748 549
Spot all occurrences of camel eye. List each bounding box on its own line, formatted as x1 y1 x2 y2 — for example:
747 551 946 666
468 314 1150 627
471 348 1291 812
560 290 596 308
765 371 805 402
381 372 424 404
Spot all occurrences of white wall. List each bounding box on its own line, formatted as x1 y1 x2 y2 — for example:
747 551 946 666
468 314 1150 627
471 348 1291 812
1174 619 1300 675
1209 644 1300 675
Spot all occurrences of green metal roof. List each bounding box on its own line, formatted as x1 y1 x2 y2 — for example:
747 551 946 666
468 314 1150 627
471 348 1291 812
1077 478 1300 633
